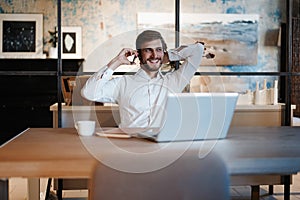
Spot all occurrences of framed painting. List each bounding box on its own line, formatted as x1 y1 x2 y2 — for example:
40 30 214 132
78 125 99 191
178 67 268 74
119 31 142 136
138 12 259 66
61 26 82 59
0 13 43 58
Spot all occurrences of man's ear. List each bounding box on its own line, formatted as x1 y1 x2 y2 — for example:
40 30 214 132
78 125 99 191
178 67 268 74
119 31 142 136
162 51 170 64
137 49 142 62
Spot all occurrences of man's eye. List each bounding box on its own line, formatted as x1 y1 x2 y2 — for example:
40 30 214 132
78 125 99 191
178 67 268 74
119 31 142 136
143 48 151 53
156 48 163 52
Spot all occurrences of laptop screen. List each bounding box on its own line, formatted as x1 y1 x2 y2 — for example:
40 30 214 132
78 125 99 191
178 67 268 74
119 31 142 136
154 92 238 142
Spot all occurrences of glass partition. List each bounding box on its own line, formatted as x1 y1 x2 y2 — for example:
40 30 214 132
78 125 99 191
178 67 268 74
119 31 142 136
0 0 298 123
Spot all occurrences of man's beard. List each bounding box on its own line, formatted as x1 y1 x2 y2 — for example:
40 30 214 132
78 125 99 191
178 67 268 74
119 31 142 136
140 58 162 72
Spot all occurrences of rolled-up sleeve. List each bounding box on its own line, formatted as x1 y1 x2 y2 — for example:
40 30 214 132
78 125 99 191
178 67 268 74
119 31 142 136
168 43 204 68
81 66 120 103
165 43 204 92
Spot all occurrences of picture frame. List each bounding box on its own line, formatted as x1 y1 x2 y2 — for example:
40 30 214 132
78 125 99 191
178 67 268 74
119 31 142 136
61 26 82 59
138 12 259 66
0 13 43 58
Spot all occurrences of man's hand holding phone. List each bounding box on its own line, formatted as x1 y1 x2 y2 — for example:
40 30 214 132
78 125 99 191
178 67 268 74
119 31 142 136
107 48 138 70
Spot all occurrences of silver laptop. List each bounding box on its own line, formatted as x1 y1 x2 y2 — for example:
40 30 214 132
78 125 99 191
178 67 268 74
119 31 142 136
137 92 238 142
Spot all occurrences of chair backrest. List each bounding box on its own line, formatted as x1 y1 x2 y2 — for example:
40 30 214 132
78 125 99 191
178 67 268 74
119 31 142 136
90 151 230 200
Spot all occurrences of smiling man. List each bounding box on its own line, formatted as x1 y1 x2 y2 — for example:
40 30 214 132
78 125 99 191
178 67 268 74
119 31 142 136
81 30 204 128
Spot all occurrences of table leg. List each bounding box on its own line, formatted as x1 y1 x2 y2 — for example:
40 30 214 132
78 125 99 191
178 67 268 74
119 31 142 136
269 185 274 195
251 185 260 200
57 179 63 200
0 179 8 200
28 178 40 200
282 175 291 200
45 178 52 199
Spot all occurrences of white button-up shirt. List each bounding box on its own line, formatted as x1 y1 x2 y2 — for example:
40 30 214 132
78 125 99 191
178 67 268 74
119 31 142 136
81 43 204 128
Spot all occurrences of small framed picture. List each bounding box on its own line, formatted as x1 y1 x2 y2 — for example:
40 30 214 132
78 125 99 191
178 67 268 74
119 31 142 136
0 13 43 58
61 26 82 59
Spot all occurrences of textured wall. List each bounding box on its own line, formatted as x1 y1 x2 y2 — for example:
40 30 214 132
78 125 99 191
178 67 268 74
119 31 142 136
0 0 286 91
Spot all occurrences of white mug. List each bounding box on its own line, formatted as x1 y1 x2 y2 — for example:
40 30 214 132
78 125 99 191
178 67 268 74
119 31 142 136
75 120 95 136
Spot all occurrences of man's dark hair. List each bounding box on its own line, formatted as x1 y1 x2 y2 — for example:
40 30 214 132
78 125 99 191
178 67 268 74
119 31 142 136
135 30 167 51
135 30 167 62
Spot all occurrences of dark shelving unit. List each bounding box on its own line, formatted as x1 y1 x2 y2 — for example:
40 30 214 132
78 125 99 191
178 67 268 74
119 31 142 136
0 59 83 145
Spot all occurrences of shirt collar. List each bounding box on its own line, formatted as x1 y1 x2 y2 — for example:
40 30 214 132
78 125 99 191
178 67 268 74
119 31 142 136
135 68 164 80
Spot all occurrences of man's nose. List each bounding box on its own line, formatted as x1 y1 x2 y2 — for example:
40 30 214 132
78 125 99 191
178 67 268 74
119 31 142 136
151 49 157 58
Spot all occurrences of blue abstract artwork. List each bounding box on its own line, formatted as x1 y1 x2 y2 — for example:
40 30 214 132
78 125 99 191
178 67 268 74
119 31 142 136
138 13 259 66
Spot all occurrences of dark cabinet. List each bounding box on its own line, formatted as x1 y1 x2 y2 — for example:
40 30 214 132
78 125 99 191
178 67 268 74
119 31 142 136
0 59 83 144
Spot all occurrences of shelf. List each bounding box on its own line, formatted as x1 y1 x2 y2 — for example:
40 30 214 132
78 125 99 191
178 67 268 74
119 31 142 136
0 58 84 72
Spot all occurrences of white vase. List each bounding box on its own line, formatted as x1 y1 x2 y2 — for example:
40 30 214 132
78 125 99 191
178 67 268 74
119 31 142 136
48 47 58 58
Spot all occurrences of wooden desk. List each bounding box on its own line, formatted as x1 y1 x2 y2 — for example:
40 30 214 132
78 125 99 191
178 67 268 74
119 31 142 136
0 128 97 178
232 104 296 126
50 103 295 128
1 127 300 200
0 128 98 200
50 104 120 128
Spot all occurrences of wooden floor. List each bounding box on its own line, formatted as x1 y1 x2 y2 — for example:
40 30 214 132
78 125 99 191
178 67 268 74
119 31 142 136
8 178 88 199
7 173 300 199
231 173 300 200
